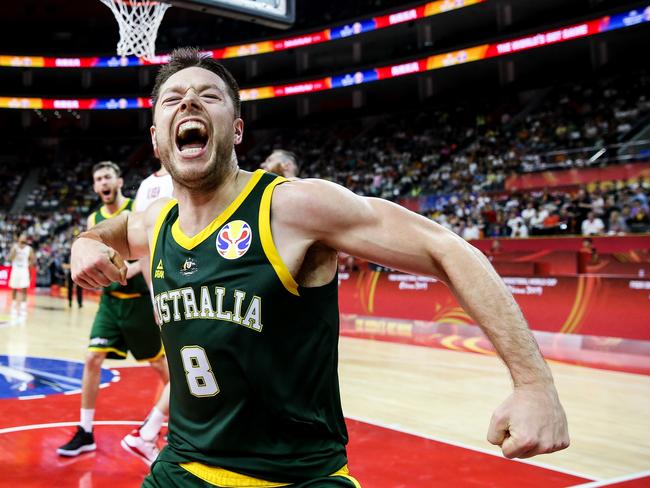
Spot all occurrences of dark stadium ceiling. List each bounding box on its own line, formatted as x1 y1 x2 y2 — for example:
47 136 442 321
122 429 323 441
1 0 640 56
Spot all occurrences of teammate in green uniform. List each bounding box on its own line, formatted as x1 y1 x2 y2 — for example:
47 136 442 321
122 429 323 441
57 161 169 459
70 48 569 486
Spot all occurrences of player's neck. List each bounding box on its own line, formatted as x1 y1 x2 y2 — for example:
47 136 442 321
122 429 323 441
102 193 127 215
175 167 248 237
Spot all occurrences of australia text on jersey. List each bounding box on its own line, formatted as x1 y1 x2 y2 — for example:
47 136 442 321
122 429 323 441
154 286 263 332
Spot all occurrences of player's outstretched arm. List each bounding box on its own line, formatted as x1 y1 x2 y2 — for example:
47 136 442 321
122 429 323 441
274 179 569 459
72 199 169 289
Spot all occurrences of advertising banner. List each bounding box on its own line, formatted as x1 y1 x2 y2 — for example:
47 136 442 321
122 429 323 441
338 271 650 340
505 162 650 191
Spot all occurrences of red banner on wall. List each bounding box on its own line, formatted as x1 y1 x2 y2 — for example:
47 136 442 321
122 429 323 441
0 266 37 290
338 271 650 340
471 235 650 253
505 162 650 191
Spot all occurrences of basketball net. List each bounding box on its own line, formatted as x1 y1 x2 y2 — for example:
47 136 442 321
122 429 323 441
100 0 171 60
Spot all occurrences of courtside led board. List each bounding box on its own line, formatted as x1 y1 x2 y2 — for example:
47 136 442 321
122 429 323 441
168 0 295 29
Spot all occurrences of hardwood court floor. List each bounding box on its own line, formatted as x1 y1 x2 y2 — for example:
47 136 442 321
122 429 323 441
0 291 649 487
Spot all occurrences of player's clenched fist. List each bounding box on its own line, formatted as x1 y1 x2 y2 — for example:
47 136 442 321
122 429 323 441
487 383 570 459
71 236 128 289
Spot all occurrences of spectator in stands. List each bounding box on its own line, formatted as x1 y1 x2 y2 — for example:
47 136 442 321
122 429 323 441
581 211 605 236
628 200 649 229
462 219 481 241
590 189 605 217
607 210 629 235
631 186 648 207
506 210 524 236
529 205 549 235
543 211 561 234
574 188 593 223
521 202 537 226
510 220 529 238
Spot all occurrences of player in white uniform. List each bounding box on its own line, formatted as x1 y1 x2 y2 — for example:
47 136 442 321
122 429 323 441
8 234 35 313
260 149 300 178
121 165 174 465
133 167 175 213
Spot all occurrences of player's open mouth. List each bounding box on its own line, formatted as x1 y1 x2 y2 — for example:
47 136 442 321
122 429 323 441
175 119 209 158
101 190 111 198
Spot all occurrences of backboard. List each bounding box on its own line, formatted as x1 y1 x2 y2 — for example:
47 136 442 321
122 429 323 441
167 0 295 29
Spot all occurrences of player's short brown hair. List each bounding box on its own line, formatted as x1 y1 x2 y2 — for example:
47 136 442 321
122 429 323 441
272 149 300 175
151 47 241 117
92 161 121 177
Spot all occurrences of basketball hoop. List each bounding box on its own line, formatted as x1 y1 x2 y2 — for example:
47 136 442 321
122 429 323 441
99 0 171 60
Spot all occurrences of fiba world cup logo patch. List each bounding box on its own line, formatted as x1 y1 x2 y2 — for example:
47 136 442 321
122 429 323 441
216 220 252 260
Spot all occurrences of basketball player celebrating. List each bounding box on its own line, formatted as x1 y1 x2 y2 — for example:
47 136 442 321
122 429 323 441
260 149 299 178
8 233 34 313
71 49 569 486
57 161 169 459
121 164 174 465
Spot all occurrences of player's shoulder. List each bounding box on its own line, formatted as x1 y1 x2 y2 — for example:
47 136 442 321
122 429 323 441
271 177 369 229
273 178 341 209
276 177 350 196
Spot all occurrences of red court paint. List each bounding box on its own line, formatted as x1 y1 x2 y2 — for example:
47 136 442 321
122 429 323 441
0 367 593 487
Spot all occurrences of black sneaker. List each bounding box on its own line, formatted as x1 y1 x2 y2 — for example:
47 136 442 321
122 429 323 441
57 426 96 456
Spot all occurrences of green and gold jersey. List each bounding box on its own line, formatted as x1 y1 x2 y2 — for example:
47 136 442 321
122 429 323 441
151 170 348 482
89 198 148 295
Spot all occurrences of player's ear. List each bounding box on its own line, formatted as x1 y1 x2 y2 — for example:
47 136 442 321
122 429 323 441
233 118 244 145
150 125 160 158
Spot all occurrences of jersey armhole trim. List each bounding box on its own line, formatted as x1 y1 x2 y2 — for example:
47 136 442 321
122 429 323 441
149 199 178 274
259 178 300 297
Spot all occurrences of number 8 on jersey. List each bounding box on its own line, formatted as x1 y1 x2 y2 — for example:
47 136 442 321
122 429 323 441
181 346 219 397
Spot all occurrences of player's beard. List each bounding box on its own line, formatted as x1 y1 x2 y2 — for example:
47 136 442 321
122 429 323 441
102 188 118 204
159 133 234 194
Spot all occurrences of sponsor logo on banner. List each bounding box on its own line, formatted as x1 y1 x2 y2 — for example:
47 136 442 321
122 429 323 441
502 277 558 296
388 273 437 290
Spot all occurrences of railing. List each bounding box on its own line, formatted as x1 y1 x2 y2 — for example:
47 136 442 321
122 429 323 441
519 139 650 173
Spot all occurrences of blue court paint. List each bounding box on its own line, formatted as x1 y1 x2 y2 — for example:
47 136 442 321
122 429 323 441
0 355 116 399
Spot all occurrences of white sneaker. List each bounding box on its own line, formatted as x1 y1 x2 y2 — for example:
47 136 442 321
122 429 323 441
121 429 159 466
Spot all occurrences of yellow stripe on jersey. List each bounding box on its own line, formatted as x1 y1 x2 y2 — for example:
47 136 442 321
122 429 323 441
259 177 300 297
108 291 142 299
150 199 179 273
99 197 131 219
137 344 165 363
179 462 357 487
87 346 127 358
171 170 265 250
